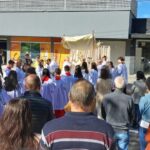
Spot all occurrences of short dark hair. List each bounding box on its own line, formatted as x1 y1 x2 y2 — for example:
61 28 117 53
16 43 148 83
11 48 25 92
136 71 146 80
107 61 114 68
118 56 124 62
4 70 18 91
26 67 36 76
25 53 29 57
47 59 51 62
64 65 70 72
55 68 61 75
100 66 110 79
91 62 97 71
74 65 83 79
102 55 107 60
42 68 50 78
8 60 15 65
69 80 95 107
146 77 150 90
81 62 89 74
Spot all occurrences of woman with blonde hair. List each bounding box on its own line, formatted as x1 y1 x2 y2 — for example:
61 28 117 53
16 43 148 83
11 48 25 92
0 98 39 150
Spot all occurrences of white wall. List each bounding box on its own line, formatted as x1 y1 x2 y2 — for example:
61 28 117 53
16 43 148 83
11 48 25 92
100 40 126 67
0 11 130 39
100 40 136 74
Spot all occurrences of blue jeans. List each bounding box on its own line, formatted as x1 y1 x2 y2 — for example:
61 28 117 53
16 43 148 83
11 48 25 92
133 104 141 128
139 127 147 150
114 131 129 150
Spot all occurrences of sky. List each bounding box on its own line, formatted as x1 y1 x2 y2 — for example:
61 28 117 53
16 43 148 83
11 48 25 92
137 0 150 18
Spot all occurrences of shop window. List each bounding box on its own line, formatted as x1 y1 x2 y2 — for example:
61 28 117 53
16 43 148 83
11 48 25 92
21 43 40 59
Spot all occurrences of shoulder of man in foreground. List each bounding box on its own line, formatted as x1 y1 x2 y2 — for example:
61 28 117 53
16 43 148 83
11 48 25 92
20 93 54 114
40 113 116 150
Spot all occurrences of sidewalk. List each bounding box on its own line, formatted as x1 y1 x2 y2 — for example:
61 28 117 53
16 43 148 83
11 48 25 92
128 74 136 83
128 74 150 83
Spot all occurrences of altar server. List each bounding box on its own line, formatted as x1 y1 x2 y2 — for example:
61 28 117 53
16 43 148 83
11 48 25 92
89 62 98 86
52 68 68 118
61 65 76 95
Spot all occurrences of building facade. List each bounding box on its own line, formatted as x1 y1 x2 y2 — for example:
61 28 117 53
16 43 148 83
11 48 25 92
132 19 150 73
0 0 138 73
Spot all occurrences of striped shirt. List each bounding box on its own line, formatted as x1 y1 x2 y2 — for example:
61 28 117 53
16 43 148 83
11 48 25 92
40 112 115 150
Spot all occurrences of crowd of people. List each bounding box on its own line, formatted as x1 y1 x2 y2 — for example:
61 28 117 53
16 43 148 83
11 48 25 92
0 52 149 150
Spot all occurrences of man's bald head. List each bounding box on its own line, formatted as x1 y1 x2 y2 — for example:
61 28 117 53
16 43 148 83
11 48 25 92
114 76 125 89
69 80 96 109
25 74 41 91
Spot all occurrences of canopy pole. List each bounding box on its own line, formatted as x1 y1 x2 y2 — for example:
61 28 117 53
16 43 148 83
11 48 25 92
92 30 95 62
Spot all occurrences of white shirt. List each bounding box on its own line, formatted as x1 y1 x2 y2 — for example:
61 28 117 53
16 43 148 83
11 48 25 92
50 61 58 73
97 64 103 77
6 88 21 100
63 61 71 67
101 61 107 66
36 66 43 78
45 64 51 72
4 67 11 78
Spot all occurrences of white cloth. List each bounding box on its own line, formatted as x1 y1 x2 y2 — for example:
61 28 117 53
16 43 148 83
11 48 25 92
6 88 21 100
62 34 96 51
50 61 58 73
101 61 107 66
4 67 11 78
36 66 43 78
45 64 51 72
63 61 71 68
89 69 98 86
97 64 103 77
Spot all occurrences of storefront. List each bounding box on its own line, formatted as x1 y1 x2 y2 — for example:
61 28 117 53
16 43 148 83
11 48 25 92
9 36 70 68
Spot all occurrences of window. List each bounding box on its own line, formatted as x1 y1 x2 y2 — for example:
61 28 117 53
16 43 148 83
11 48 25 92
21 42 40 59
